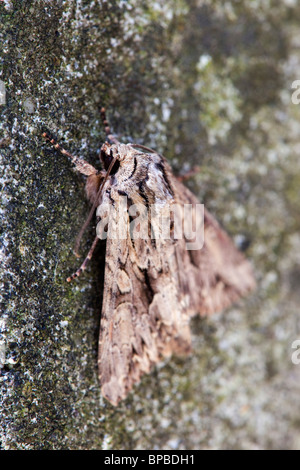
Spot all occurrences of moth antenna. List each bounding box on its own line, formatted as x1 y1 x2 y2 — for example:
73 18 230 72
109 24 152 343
67 236 99 282
42 132 98 176
74 155 118 255
100 107 119 145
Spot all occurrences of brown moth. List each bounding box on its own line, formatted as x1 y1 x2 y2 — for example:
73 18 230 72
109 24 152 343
43 108 255 406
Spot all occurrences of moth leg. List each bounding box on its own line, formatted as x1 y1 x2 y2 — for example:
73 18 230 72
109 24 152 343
100 107 119 145
177 165 201 183
67 235 99 282
42 132 98 176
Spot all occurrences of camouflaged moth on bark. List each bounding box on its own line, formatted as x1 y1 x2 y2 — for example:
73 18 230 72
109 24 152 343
43 108 255 406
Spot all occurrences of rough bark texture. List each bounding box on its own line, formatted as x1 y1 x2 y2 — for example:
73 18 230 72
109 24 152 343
1 0 300 450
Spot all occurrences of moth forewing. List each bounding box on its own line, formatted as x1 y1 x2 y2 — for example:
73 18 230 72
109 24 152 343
182 203 205 250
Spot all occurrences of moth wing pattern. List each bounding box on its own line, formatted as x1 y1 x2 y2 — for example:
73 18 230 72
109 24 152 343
98 146 255 405
43 119 255 406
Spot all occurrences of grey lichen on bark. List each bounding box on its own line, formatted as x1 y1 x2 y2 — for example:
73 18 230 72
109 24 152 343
1 0 300 450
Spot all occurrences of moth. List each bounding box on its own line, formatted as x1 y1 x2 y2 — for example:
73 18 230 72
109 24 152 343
43 108 255 406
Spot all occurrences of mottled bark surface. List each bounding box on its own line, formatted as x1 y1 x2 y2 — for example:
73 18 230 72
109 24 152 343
1 0 300 450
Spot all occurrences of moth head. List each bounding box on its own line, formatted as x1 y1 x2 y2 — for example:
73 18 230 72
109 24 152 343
100 142 120 175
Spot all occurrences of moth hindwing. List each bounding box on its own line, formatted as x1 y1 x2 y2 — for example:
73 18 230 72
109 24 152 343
43 109 255 406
